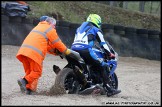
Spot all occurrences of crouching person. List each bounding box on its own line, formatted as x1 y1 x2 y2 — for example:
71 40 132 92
16 16 71 95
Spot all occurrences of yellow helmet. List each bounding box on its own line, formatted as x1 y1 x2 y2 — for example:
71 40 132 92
86 14 101 28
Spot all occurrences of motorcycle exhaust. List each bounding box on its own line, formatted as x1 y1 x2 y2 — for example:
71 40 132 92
78 85 96 95
78 84 106 95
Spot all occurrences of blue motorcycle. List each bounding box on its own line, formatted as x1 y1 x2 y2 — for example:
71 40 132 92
52 41 119 96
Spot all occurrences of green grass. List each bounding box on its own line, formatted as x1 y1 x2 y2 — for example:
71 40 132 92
27 1 160 31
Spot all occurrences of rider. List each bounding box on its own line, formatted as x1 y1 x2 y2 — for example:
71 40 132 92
71 14 121 97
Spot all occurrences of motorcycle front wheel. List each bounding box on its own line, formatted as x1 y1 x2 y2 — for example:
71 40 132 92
108 72 118 89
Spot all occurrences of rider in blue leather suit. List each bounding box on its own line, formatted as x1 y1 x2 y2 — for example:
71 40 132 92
71 14 121 97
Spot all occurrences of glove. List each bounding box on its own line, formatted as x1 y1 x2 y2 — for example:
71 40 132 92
64 48 71 55
109 53 115 59
54 48 64 59
54 48 62 55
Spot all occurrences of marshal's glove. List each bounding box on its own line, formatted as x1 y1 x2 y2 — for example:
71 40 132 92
64 48 71 55
54 48 62 55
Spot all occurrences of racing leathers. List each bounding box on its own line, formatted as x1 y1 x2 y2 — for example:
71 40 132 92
71 22 121 96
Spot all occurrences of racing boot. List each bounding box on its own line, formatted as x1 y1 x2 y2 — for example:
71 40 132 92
101 65 121 96
105 84 121 97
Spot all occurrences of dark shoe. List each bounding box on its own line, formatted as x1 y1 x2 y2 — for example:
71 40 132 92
17 78 27 93
26 89 32 95
107 89 121 97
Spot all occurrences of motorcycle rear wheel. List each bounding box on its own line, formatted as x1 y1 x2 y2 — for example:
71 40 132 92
54 68 80 94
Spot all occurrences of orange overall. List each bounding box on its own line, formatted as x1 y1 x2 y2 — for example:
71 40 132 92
16 1 28 6
16 21 67 91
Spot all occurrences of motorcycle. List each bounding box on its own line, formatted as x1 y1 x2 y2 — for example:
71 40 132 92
52 41 119 96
